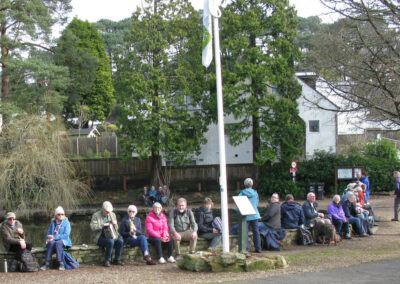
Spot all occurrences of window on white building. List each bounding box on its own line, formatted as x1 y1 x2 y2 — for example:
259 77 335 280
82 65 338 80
309 120 320 132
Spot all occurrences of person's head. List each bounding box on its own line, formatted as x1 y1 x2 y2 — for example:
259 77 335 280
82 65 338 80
356 171 362 179
271 193 279 203
361 184 367 191
285 194 294 202
394 171 400 178
153 202 162 215
177 197 187 212
102 201 113 216
203 198 214 210
158 186 163 191
127 205 137 219
244 178 253 188
5 212 16 226
144 186 148 191
347 183 356 190
54 206 65 221
307 192 316 202
346 192 356 203
151 186 155 191
333 194 341 205
163 185 168 190
362 171 367 177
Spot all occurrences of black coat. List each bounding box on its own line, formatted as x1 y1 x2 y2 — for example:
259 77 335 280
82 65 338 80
262 202 281 229
341 199 358 218
302 200 319 227
197 207 214 234
281 201 305 229
120 216 143 241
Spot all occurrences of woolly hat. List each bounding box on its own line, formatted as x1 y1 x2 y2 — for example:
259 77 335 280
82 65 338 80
127 205 137 213
55 206 65 216
102 201 113 212
5 212 16 219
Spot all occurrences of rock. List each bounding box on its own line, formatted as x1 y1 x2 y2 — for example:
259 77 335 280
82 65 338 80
271 255 288 268
177 253 211 272
245 258 275 272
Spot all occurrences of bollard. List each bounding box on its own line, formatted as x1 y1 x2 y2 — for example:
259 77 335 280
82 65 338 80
3 259 7 273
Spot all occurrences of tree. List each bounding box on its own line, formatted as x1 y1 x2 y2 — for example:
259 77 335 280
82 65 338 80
221 0 304 178
305 0 400 126
114 0 208 186
55 18 114 122
0 115 91 214
0 0 72 101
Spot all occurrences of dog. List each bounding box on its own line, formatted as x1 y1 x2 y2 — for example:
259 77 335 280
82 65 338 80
312 218 340 245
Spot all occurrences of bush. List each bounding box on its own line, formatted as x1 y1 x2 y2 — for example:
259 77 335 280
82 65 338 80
104 149 111 158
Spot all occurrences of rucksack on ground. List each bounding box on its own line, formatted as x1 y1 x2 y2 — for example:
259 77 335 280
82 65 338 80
298 227 314 245
19 250 39 272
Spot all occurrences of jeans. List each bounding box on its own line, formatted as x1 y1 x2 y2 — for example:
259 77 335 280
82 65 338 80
247 219 261 252
45 239 64 262
394 197 400 219
97 234 124 261
199 232 222 249
348 216 365 234
332 218 350 234
126 235 149 254
147 237 174 259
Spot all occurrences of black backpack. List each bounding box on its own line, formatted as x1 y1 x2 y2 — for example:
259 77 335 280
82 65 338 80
19 250 39 272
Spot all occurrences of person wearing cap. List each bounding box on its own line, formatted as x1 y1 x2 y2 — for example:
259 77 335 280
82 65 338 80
40 206 72 271
1 212 32 266
90 201 124 267
146 202 175 264
120 205 155 265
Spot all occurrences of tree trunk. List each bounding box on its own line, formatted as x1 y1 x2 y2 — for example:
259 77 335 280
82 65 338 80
1 22 8 100
150 151 165 188
252 113 261 184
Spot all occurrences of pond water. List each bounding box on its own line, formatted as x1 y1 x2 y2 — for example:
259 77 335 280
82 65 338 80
0 208 241 251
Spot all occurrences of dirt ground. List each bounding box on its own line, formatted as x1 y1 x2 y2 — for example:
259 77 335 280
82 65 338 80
1 195 399 284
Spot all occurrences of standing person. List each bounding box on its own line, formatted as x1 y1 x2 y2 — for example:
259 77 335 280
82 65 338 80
392 171 400 221
146 202 175 264
302 192 324 227
1 212 33 268
90 201 124 267
238 178 262 253
120 205 155 265
361 171 371 202
197 198 222 249
169 197 198 257
40 206 72 271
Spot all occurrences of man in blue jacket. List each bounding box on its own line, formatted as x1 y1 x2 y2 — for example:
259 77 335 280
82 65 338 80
238 178 261 253
281 194 305 229
392 171 400 221
302 192 324 227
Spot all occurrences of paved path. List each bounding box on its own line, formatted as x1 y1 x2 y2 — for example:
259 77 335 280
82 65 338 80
230 257 400 284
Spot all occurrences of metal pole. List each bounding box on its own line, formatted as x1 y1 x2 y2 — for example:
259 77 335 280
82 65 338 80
213 11 229 253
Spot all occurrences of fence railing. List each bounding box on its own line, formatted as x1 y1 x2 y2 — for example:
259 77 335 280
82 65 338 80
68 136 121 158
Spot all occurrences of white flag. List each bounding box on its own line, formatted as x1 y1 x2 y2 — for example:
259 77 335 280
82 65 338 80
202 0 212 67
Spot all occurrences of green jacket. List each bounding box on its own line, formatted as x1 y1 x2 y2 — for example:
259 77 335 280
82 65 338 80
90 211 119 244
1 220 23 251
168 208 198 234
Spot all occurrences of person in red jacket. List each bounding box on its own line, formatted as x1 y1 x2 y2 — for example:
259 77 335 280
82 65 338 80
145 202 175 264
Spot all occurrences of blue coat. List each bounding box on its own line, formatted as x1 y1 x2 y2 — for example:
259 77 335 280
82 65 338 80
120 216 143 241
238 188 261 221
47 218 72 247
361 177 370 201
395 177 400 196
281 201 305 229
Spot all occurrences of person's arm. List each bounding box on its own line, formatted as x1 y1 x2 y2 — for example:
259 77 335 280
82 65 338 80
53 220 71 242
120 218 130 238
168 210 177 235
1 224 20 245
189 210 198 232
299 206 305 226
46 222 54 238
342 202 351 218
302 203 318 220
90 213 103 232
145 216 161 238
136 218 142 236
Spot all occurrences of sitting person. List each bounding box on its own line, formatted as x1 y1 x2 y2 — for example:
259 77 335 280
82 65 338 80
40 206 71 271
169 197 198 257
1 212 33 269
327 195 351 239
259 194 286 251
197 198 222 249
342 183 356 201
157 185 169 205
260 193 281 231
120 205 155 265
146 202 175 264
302 192 324 227
341 192 369 237
90 201 124 267
238 178 262 253
281 194 305 229
148 186 158 206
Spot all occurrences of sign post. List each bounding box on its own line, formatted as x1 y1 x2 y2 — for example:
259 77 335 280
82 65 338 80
233 196 257 253
290 161 297 183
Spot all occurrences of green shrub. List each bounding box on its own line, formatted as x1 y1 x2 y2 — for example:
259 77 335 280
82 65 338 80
103 149 111 158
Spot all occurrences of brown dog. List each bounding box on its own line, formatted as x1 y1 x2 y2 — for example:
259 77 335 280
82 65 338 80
312 218 340 245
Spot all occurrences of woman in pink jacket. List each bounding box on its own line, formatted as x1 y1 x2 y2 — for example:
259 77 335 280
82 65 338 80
146 202 175 264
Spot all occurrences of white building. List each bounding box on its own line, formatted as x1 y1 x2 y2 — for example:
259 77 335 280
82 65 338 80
193 73 338 165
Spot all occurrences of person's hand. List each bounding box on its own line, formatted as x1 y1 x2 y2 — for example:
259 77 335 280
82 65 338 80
111 220 117 225
191 231 197 240
16 228 23 234
318 213 324 218
103 222 110 227
212 228 219 234
173 233 181 241
161 237 169 243
395 195 397 199
47 235 54 241
19 239 26 249
344 218 347 223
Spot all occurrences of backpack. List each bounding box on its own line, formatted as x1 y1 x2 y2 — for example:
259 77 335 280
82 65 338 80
297 227 314 245
19 250 39 272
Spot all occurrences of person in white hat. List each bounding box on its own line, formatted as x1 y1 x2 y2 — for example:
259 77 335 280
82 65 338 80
120 205 155 265
40 206 72 271
1 212 32 269
90 201 124 267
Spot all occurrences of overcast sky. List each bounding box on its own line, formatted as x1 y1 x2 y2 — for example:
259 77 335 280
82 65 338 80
69 0 333 23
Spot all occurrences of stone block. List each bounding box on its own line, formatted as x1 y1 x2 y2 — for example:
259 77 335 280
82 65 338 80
245 258 275 272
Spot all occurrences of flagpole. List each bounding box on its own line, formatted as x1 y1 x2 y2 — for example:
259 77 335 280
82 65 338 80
211 3 229 253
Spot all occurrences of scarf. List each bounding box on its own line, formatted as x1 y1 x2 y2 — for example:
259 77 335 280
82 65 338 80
53 220 62 236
